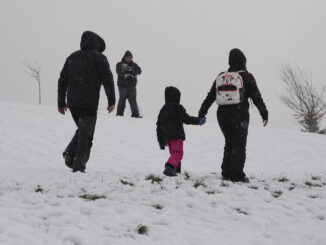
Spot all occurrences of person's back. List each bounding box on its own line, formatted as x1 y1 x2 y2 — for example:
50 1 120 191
198 48 268 182
58 31 115 110
57 31 115 173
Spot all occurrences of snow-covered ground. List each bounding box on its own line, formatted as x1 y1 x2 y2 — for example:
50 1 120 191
0 102 325 245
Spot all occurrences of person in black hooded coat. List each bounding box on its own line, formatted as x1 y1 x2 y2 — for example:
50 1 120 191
157 86 205 176
57 31 116 172
116 51 142 117
198 48 268 182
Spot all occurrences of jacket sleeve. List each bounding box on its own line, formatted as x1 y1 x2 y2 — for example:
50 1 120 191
116 62 124 78
99 56 116 106
133 63 142 76
245 73 268 120
178 105 200 125
156 114 165 147
57 58 69 107
198 81 216 118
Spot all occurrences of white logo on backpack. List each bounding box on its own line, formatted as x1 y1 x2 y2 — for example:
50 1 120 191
215 71 244 105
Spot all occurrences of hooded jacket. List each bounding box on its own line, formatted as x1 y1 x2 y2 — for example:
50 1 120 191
198 48 268 120
116 51 142 87
57 31 115 110
156 87 200 147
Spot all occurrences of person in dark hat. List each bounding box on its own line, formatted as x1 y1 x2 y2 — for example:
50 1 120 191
157 86 206 176
57 31 116 173
116 50 142 118
198 48 268 183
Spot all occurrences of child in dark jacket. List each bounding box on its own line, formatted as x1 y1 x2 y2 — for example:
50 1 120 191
156 86 206 176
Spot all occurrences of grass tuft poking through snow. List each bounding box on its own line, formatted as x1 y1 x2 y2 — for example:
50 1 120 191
79 194 106 201
193 180 207 189
271 190 283 198
278 177 289 182
35 185 44 193
137 225 148 235
120 179 134 186
184 171 191 180
152 204 163 210
145 174 163 184
305 181 322 188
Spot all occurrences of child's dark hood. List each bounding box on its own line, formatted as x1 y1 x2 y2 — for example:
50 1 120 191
165 86 181 104
228 48 247 70
80 31 106 53
122 50 133 62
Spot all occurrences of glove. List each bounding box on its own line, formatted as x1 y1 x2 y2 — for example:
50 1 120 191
159 142 165 150
199 117 206 126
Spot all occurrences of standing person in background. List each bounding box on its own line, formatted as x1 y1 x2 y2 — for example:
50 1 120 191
198 48 268 183
116 50 142 118
57 31 116 173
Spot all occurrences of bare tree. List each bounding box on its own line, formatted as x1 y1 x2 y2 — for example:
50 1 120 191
23 60 42 105
279 63 326 133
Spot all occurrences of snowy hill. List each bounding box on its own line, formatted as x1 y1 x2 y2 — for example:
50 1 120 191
0 102 325 245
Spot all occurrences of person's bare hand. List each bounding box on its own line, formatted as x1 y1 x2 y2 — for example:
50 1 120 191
58 107 67 115
263 120 268 127
107 105 115 113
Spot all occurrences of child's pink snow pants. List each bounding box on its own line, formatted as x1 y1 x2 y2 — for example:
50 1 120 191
166 139 183 170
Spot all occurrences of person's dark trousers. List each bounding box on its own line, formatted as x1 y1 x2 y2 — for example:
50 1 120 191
217 109 249 181
64 108 97 171
117 86 140 116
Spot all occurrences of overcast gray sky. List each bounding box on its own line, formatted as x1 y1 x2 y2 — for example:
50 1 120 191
1 0 325 129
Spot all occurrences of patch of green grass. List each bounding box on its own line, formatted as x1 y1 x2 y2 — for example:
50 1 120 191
271 190 283 198
220 181 230 187
311 176 321 181
35 185 44 193
153 204 163 210
145 174 163 184
193 180 207 189
137 225 148 235
120 179 134 186
79 194 106 201
236 208 248 215
278 177 289 183
305 181 322 188
248 186 258 190
184 171 191 180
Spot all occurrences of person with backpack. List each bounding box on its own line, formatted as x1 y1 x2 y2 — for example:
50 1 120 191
157 86 206 176
57 31 116 173
116 51 142 118
198 48 268 182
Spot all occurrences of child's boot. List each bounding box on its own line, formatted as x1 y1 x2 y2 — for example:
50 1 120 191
163 163 176 177
176 162 181 174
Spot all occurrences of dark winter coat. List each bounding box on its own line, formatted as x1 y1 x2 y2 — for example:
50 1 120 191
57 31 116 111
156 87 200 148
198 48 268 121
116 51 142 87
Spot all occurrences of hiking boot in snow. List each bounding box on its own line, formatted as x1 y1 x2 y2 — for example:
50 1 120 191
230 176 249 183
63 152 73 169
131 114 143 118
176 162 181 174
163 163 176 177
72 165 86 173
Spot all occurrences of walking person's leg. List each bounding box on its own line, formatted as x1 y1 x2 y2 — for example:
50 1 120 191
228 119 249 182
164 139 183 176
63 109 80 168
117 87 128 116
127 86 140 117
217 111 233 179
71 115 97 172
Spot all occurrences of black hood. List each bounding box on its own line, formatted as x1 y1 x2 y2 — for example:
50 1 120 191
80 31 106 53
122 50 133 62
228 48 247 70
165 86 181 104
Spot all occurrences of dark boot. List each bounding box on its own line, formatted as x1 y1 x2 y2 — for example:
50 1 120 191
163 163 176 177
63 151 73 169
176 162 181 174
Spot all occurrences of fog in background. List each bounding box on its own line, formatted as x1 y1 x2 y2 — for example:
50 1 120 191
1 0 325 129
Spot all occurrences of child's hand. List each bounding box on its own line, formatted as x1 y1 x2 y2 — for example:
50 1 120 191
159 142 165 150
199 117 206 126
